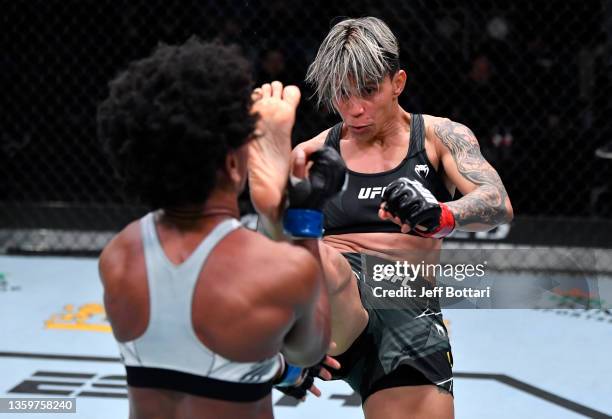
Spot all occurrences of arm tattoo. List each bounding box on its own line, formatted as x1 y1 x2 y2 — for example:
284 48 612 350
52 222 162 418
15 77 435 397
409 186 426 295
433 119 510 228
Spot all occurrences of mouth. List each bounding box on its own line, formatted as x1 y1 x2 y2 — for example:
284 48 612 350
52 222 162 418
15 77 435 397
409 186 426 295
348 124 371 133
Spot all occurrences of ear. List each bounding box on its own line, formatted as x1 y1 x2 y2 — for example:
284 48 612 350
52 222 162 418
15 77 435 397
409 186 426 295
392 70 407 98
224 150 242 187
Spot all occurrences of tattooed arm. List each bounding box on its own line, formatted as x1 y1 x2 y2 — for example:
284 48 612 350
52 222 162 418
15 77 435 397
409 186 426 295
429 117 513 231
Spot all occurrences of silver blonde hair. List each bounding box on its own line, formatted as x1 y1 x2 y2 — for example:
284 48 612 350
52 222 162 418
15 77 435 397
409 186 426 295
306 16 400 110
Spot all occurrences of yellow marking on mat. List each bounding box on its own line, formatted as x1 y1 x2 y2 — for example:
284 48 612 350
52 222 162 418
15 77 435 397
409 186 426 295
45 303 112 333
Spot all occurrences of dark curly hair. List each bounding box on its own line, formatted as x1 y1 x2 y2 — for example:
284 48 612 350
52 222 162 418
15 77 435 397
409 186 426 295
97 38 256 209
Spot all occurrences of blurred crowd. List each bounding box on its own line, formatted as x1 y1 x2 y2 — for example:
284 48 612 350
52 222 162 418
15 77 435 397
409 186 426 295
2 0 610 217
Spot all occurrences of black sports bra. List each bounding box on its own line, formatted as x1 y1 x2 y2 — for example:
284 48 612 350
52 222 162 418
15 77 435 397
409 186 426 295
322 114 453 236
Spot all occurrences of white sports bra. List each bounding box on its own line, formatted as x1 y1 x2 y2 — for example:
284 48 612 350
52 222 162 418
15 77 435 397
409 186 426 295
117 213 281 401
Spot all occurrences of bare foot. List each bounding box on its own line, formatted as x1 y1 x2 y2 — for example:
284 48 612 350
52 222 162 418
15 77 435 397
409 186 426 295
248 81 301 223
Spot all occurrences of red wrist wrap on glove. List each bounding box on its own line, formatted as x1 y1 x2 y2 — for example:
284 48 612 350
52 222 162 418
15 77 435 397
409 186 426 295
414 203 455 239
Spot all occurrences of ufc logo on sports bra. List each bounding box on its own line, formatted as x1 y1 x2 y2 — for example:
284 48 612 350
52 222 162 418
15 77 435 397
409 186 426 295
358 187 386 199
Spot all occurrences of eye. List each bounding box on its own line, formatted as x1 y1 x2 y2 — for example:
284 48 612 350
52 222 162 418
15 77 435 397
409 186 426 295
362 85 377 97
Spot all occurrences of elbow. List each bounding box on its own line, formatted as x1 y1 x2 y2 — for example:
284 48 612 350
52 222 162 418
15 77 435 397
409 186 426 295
286 324 330 368
282 333 330 367
301 319 331 367
306 341 331 367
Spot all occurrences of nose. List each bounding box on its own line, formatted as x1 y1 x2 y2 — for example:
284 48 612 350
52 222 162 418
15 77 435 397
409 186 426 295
345 97 365 117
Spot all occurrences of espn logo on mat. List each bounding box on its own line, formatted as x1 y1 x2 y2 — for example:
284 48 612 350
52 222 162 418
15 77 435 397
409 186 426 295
8 371 126 399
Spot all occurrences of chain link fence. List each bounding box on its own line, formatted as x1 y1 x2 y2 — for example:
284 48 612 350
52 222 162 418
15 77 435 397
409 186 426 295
1 0 611 255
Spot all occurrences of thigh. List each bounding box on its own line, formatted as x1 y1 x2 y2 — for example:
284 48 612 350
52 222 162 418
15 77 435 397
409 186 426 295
363 385 454 419
320 247 368 355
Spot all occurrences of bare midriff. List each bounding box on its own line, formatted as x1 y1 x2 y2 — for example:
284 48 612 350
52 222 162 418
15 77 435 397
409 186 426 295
323 232 443 257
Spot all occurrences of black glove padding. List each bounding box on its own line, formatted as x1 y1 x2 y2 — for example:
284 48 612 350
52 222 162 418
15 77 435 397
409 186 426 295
288 146 347 210
275 363 323 400
381 177 441 231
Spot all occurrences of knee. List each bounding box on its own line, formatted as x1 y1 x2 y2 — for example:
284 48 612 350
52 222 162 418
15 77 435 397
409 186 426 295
319 243 353 295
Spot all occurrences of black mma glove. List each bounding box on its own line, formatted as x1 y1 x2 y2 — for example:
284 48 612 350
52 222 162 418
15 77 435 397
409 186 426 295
288 146 347 210
381 177 455 239
283 146 347 238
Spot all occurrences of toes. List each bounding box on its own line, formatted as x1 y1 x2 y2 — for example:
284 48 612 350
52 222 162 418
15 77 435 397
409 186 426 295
283 85 301 107
261 83 272 97
251 87 263 102
271 81 283 98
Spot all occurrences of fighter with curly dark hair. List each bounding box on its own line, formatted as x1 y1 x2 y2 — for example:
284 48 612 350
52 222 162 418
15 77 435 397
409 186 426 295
97 39 256 209
97 38 335 419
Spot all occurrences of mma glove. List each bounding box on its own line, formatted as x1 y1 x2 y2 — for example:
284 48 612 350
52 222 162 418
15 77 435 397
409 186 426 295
273 354 325 400
283 146 347 237
287 146 347 209
381 177 455 239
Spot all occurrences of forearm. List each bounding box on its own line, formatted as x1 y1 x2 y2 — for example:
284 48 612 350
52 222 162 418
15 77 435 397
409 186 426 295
432 118 514 232
256 213 289 241
258 216 352 296
282 238 331 366
446 185 513 232
262 214 331 364
256 201 348 292
282 311 330 368
296 239 331 295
